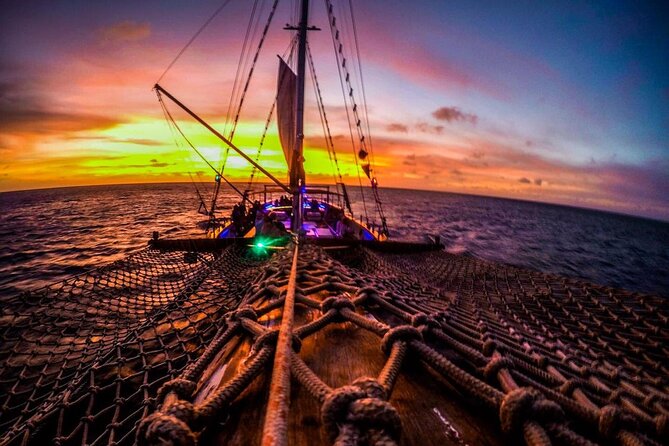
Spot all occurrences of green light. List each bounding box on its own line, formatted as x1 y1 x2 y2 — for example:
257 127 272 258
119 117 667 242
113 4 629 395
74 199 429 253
250 236 287 256
251 237 271 256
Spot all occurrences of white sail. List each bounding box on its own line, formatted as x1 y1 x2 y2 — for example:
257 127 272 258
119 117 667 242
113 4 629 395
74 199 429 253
277 58 297 174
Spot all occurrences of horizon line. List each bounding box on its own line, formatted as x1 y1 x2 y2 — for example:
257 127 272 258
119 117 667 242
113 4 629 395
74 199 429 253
2 179 667 225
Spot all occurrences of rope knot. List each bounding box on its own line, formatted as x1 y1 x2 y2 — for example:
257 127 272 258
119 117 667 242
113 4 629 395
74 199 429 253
351 377 387 400
355 287 378 303
229 305 258 322
320 295 355 314
321 382 400 443
381 325 423 355
483 356 513 382
643 393 658 407
609 366 623 381
558 379 582 396
655 414 668 441
482 339 498 356
157 378 197 401
347 398 401 438
410 312 429 327
321 386 368 440
137 402 197 446
499 387 563 435
608 389 624 403
598 405 637 440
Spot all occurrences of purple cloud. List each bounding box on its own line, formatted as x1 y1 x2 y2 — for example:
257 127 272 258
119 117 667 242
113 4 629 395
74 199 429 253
432 106 478 124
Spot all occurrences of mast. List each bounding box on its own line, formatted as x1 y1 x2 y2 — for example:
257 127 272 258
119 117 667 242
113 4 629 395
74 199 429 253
291 0 309 234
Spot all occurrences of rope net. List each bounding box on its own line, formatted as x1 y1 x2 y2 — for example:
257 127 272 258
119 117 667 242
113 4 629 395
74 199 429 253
1 244 667 445
0 246 269 445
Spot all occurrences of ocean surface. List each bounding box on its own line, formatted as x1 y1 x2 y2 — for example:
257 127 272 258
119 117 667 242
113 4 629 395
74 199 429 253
1 183 668 298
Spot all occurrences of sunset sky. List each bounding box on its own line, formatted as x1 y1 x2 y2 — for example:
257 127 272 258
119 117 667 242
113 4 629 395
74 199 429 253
1 0 668 220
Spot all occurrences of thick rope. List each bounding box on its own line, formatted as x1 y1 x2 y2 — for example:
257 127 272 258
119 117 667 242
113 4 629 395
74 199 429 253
261 243 300 446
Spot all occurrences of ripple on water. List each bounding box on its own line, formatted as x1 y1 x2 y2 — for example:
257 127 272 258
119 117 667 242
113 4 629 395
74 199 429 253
1 184 668 298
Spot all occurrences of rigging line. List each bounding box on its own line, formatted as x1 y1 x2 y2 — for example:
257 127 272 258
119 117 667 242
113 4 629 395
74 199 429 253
308 64 338 188
216 0 277 215
324 0 368 220
246 100 276 192
223 0 260 137
228 0 281 142
328 1 369 161
226 0 265 139
159 95 184 150
221 0 261 172
329 0 386 230
188 172 209 214
282 34 298 62
156 83 290 193
160 89 222 214
328 0 370 166
157 91 250 202
310 76 337 187
155 0 234 85
307 43 343 186
347 0 375 166
195 170 210 198
232 0 266 128
158 93 219 176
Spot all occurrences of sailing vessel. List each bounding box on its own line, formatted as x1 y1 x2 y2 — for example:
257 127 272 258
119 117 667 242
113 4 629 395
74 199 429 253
0 1 667 446
152 0 388 247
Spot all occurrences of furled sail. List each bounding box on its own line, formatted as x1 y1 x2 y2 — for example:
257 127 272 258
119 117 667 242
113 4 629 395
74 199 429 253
277 58 297 175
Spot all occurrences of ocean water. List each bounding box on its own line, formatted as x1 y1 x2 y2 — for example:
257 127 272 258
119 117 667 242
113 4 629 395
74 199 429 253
0 183 667 298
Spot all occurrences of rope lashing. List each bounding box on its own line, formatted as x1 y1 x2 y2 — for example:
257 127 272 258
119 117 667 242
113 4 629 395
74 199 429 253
499 387 564 445
137 401 198 446
380 326 422 355
157 379 197 401
597 405 639 441
321 379 401 445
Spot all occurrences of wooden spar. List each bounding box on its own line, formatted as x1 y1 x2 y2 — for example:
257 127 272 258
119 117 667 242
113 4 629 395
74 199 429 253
159 88 252 205
154 83 291 194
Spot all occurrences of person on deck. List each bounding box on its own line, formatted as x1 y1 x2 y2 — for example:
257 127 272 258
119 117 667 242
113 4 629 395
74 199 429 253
232 202 247 235
258 211 287 237
337 216 354 239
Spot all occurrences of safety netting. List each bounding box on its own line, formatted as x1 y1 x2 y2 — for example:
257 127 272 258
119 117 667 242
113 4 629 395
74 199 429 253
1 243 667 446
0 246 269 445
